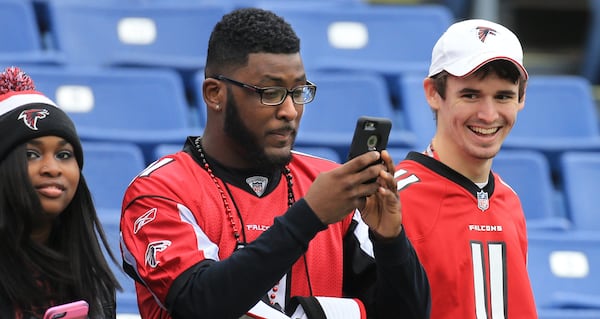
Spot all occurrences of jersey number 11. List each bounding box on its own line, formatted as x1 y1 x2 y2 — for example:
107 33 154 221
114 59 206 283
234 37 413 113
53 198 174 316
471 241 507 319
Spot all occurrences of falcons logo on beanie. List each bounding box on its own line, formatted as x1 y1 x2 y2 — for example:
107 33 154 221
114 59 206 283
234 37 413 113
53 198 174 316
17 108 50 130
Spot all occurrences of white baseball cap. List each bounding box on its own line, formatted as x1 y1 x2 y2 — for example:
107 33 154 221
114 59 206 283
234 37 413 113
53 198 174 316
428 19 528 79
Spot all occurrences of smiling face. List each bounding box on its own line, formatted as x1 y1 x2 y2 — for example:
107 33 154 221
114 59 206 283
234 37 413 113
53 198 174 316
425 71 525 180
27 136 80 216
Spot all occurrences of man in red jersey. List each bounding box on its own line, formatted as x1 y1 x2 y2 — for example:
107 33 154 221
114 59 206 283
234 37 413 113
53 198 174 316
119 7 430 319
395 19 537 318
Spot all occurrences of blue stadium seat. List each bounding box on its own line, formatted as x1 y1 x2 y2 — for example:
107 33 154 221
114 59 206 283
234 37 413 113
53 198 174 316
261 4 452 77
97 211 140 316
492 150 570 231
528 232 600 311
396 74 435 150
82 142 146 211
261 4 451 104
0 0 60 65
45 2 230 71
293 146 341 163
25 66 200 161
538 308 600 319
295 70 416 159
560 152 600 232
502 75 600 170
153 143 184 162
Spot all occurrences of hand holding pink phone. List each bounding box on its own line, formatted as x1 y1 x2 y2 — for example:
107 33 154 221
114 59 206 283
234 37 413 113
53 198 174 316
43 300 89 319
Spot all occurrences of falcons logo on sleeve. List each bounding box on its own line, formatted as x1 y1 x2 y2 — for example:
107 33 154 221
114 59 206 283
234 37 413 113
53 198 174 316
145 240 172 268
17 109 50 130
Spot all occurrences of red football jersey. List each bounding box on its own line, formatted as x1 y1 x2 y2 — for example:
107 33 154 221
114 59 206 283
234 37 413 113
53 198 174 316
121 151 353 318
395 152 537 319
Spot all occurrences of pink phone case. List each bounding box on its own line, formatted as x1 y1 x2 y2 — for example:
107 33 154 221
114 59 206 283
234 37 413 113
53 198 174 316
43 300 89 319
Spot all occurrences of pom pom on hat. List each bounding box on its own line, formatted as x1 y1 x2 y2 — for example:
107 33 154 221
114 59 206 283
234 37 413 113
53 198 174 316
0 66 36 93
0 66 83 167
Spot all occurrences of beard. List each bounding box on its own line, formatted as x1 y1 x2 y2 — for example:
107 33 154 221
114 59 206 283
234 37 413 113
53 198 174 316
223 90 292 172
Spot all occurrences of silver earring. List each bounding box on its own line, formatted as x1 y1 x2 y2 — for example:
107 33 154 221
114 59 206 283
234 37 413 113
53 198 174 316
215 104 220 110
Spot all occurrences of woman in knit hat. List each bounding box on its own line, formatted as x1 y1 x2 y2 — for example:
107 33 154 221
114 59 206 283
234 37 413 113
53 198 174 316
0 67 120 319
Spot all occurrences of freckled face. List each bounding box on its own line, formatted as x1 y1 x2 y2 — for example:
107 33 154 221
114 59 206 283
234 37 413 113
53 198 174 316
435 73 524 160
27 136 80 216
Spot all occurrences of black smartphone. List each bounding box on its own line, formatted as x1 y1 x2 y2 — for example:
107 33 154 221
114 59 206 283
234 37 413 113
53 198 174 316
346 116 392 183
347 116 392 161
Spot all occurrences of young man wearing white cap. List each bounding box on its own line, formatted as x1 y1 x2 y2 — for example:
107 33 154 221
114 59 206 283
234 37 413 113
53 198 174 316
394 19 537 318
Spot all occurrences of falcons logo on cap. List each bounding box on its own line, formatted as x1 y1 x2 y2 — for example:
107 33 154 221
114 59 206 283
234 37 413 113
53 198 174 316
17 109 50 130
476 27 497 43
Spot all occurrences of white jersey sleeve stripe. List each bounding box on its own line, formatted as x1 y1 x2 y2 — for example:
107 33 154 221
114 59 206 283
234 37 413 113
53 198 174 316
178 203 220 261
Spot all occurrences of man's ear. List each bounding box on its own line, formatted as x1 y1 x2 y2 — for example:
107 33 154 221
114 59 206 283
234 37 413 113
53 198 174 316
518 81 527 111
518 92 526 111
203 77 223 111
423 77 441 111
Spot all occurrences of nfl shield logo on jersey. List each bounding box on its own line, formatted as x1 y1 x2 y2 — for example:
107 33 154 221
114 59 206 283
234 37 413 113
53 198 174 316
477 190 489 211
246 176 269 197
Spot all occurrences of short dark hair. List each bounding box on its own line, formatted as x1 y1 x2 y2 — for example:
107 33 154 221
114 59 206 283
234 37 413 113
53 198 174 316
205 8 300 76
430 60 527 102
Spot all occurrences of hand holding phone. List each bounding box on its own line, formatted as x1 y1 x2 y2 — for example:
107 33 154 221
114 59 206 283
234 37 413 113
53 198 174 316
43 300 89 319
346 116 392 183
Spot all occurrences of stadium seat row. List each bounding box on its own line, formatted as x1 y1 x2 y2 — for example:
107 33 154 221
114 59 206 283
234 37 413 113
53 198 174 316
88 140 600 317
3 64 597 173
88 141 600 232
0 0 452 89
3 0 600 84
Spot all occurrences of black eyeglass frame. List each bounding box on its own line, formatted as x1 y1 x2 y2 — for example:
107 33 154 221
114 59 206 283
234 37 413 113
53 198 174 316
212 75 317 106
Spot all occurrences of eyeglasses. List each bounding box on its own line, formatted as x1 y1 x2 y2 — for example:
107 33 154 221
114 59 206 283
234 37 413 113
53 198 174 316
213 75 317 106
